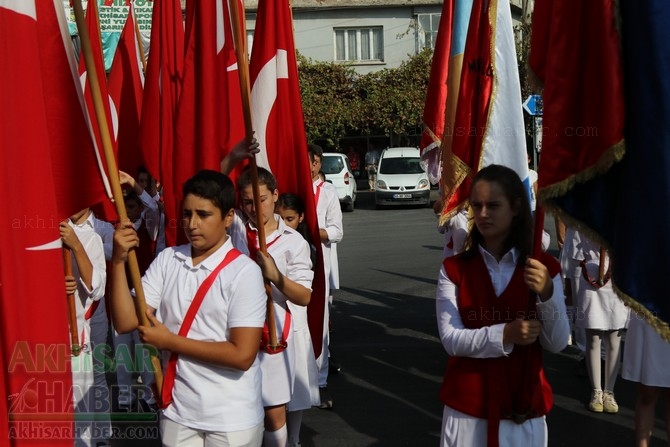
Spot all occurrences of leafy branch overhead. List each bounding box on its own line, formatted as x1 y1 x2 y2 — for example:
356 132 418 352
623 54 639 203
297 49 432 148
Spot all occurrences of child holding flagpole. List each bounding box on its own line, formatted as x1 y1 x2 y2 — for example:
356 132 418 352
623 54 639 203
110 170 267 447
436 165 570 447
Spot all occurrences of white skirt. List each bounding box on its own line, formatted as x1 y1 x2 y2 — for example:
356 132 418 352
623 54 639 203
622 312 670 387
259 304 295 407
287 303 320 411
575 260 629 330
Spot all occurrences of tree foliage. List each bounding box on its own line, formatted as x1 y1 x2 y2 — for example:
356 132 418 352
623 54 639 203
297 48 433 149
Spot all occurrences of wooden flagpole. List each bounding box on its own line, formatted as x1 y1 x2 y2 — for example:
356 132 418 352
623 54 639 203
71 0 163 395
63 247 81 356
132 5 148 73
229 0 280 349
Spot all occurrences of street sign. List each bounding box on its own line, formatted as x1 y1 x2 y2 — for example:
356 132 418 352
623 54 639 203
523 94 543 116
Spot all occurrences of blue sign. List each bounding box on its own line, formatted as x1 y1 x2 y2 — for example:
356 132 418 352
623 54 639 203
523 95 543 116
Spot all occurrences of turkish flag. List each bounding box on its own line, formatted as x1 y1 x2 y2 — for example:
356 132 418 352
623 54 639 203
249 0 326 356
173 0 245 245
108 4 145 178
1 0 113 443
77 0 116 221
139 0 184 246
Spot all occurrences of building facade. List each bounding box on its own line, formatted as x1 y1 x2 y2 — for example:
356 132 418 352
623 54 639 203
245 0 526 75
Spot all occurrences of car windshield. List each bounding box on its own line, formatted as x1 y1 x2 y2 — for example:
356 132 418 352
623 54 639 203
379 157 424 174
321 156 345 175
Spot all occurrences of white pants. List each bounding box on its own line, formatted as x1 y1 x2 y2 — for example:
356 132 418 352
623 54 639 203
440 406 547 447
160 417 263 447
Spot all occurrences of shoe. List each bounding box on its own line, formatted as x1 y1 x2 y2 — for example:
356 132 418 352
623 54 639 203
588 389 603 413
319 387 333 409
603 391 619 414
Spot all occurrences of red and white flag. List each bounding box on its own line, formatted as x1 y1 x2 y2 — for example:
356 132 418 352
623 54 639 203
249 0 327 356
0 0 110 443
139 0 184 246
77 0 115 220
108 3 145 177
173 0 245 228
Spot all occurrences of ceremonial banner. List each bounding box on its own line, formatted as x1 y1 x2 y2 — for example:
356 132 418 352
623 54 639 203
439 0 528 225
420 1 456 184
249 0 327 356
1 0 108 443
531 0 670 337
139 0 183 246
173 0 245 242
108 4 146 177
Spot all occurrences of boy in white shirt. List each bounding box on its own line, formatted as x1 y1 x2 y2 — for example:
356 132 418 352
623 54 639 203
61 208 110 446
110 170 267 447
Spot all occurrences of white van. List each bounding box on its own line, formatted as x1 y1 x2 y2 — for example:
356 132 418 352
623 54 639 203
374 147 430 208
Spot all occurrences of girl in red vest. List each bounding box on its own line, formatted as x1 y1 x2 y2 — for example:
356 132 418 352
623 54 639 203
436 164 570 447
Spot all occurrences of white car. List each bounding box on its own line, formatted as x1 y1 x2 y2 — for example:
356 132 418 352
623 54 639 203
321 153 357 212
374 147 430 208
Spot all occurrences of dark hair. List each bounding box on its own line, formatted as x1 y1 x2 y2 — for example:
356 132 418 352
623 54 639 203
136 165 151 180
182 170 235 215
277 193 311 240
462 164 533 262
308 143 323 163
277 192 305 215
237 166 278 192
122 188 142 207
277 192 314 262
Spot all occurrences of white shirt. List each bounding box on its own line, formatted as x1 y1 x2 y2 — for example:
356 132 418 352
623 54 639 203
313 179 343 295
67 218 106 349
320 181 341 289
89 212 115 262
137 190 160 242
230 212 314 405
142 238 266 432
436 246 570 359
441 209 469 259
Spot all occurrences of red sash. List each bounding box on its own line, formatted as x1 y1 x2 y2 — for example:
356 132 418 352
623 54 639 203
159 248 242 409
314 181 323 207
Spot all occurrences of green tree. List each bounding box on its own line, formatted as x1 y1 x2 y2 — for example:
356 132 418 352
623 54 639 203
297 48 433 149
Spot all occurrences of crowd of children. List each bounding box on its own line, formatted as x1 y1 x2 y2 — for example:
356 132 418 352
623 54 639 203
64 148 670 447
65 138 343 447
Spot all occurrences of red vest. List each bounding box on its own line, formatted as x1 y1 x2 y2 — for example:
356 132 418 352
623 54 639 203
441 251 560 445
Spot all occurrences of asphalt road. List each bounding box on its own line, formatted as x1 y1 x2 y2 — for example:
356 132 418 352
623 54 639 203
297 191 668 447
110 190 669 446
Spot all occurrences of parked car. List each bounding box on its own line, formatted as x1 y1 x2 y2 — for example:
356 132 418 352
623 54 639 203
321 153 357 212
374 147 430 208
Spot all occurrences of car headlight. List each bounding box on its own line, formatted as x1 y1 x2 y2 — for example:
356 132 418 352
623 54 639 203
376 180 387 189
418 179 429 189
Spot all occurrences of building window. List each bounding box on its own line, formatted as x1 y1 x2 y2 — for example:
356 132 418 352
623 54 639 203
416 13 441 51
334 27 383 62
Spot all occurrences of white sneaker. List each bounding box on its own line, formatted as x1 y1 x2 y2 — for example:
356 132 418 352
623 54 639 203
588 389 603 413
603 391 619 413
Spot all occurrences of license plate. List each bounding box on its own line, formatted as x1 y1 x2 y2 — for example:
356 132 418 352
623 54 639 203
393 193 412 199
